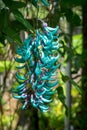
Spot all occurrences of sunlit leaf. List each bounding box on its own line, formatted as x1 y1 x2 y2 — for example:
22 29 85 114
70 79 82 94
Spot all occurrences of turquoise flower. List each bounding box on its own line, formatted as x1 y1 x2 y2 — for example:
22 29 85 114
34 0 49 6
12 22 60 112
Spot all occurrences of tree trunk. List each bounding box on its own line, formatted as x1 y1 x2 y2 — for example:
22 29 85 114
81 2 87 129
64 20 72 130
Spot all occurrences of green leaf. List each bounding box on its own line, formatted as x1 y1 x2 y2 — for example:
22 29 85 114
61 72 82 94
61 72 70 82
3 27 22 45
0 61 16 72
11 20 26 32
65 9 73 23
2 0 26 9
13 10 34 33
61 0 82 8
70 79 82 94
57 86 68 115
0 8 9 31
72 13 81 27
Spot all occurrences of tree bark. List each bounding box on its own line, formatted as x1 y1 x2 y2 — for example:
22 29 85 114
64 20 72 130
81 2 87 129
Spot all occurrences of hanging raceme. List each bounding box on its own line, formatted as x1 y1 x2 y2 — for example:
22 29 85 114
12 21 60 112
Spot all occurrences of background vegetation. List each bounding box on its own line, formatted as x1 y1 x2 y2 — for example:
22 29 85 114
0 0 87 130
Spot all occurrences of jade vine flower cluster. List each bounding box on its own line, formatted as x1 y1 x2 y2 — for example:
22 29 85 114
12 22 60 112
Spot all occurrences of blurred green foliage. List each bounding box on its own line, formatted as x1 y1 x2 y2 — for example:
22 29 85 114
0 0 85 130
